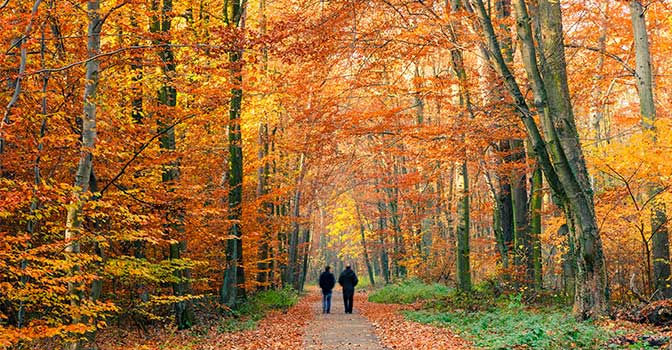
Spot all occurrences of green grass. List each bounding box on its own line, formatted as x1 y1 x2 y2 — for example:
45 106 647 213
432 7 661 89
368 280 623 349
404 305 614 350
368 278 451 304
218 287 299 332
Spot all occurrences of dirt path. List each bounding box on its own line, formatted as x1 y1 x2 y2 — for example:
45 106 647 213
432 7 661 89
304 290 386 350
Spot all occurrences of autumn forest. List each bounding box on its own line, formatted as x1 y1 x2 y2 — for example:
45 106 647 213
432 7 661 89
1 0 672 348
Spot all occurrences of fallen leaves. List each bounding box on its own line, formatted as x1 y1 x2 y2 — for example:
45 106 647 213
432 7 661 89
97 293 316 350
357 293 468 350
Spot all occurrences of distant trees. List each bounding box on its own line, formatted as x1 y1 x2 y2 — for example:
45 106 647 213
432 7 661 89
1 0 672 347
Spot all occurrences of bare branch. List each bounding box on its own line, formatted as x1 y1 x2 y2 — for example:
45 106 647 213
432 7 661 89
99 114 198 195
565 42 636 76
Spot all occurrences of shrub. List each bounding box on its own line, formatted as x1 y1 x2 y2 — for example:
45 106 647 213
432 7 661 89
252 287 299 310
368 279 451 304
404 306 614 350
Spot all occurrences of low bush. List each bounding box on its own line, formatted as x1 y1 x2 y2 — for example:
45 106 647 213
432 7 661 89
404 305 613 349
368 279 451 304
221 287 300 331
252 287 300 310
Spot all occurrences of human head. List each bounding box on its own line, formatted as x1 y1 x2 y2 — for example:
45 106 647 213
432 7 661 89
325 265 331 272
345 265 351 269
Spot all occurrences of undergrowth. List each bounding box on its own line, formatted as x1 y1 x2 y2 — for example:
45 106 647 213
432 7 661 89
216 287 299 333
369 280 631 349
405 305 613 349
368 278 451 304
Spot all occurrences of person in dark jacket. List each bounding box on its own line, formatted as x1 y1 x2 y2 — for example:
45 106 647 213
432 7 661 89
318 266 336 314
338 265 359 314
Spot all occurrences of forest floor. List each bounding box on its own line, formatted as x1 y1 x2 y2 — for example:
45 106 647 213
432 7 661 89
303 290 385 350
303 286 466 350
357 292 468 350
94 287 467 350
97 293 315 350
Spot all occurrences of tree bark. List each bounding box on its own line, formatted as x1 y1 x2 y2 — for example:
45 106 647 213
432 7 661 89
629 0 671 299
356 204 376 287
221 0 247 307
150 0 194 328
64 1 100 348
474 0 608 318
529 165 543 290
376 197 391 284
456 160 471 291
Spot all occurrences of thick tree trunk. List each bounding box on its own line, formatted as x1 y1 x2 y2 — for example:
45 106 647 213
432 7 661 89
474 0 608 318
537 0 608 318
629 0 671 299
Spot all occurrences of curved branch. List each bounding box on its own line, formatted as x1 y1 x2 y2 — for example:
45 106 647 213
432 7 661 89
565 42 636 76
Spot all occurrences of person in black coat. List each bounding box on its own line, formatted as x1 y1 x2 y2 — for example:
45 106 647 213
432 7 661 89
318 266 336 314
338 265 359 314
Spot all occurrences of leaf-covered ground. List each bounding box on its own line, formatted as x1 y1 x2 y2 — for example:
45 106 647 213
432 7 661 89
357 293 468 350
96 293 316 350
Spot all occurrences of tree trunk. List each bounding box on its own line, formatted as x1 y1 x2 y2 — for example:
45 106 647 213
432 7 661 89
356 204 376 287
510 139 531 284
456 160 471 291
221 0 247 307
150 0 194 328
474 0 608 318
529 165 543 290
377 200 391 284
629 0 671 299
256 123 271 287
285 153 305 289
298 228 310 291
64 1 100 348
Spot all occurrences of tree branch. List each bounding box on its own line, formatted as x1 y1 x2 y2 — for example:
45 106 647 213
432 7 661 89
565 42 636 76
99 114 197 195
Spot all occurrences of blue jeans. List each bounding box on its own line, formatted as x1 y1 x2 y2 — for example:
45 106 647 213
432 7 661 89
322 291 332 313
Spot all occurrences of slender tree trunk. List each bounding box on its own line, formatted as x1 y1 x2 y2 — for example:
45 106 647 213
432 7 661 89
629 0 671 299
298 228 310 291
356 204 375 287
256 123 271 287
510 139 531 284
377 199 391 284
456 160 471 291
286 153 305 289
221 0 247 307
150 0 194 328
64 1 100 348
529 165 543 290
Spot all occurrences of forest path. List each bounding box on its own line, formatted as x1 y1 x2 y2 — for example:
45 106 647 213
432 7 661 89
303 289 386 350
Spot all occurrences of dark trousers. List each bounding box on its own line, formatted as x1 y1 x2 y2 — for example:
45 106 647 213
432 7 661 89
343 288 354 313
322 291 332 313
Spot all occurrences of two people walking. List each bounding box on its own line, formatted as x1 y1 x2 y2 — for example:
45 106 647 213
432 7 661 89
318 265 359 314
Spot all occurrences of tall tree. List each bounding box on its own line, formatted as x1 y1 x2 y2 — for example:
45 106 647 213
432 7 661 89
221 0 247 307
150 0 195 328
629 0 671 299
64 0 100 348
473 0 608 318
